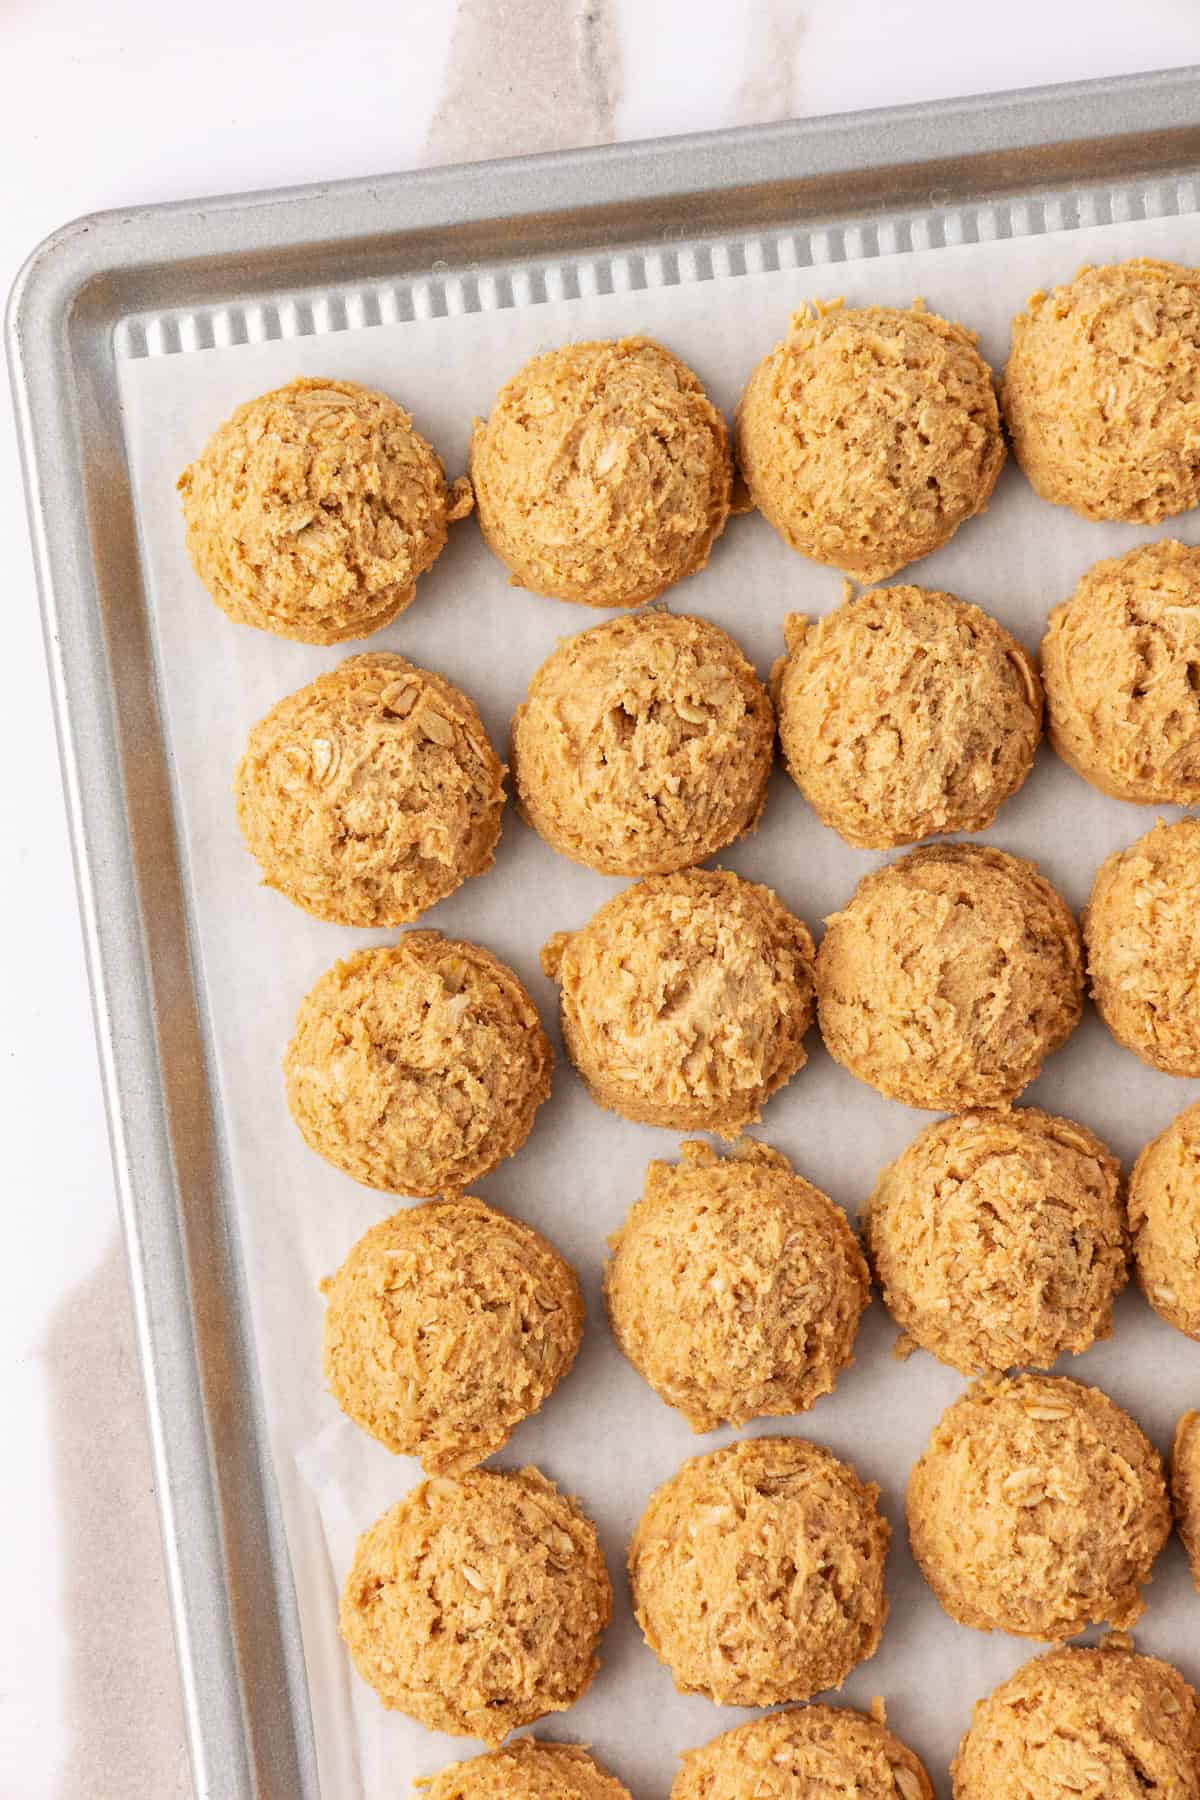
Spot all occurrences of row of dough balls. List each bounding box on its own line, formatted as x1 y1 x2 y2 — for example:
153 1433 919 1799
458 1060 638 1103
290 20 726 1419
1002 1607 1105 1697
178 259 1200 643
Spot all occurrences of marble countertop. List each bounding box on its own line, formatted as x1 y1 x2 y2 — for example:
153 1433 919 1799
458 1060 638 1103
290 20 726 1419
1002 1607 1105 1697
2 4 1198 1794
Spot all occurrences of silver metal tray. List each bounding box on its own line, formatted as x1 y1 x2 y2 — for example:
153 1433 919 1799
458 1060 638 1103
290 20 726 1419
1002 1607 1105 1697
9 66 1200 1800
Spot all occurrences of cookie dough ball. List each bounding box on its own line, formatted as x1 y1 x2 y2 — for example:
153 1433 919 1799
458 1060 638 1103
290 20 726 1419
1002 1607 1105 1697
178 377 470 643
605 1139 869 1430
1172 1410 1200 1590
1085 818 1200 1076
629 1436 889 1706
339 1467 610 1741
236 654 504 927
469 337 731 608
542 869 815 1134
816 845 1083 1111
673 1707 933 1800
285 934 552 1195
776 585 1042 849
1128 1100 1200 1337
952 1643 1200 1800
866 1108 1127 1375
736 300 1004 582
1002 259 1200 523
321 1197 583 1473
422 1741 633 1800
907 1374 1170 1641
511 611 774 876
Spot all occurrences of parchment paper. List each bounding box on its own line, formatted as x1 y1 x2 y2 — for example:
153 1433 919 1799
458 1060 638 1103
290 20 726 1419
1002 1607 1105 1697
117 207 1200 1800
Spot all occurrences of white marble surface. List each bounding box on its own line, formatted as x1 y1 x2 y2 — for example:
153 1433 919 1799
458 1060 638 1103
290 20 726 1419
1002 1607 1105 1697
1 4 1199 1795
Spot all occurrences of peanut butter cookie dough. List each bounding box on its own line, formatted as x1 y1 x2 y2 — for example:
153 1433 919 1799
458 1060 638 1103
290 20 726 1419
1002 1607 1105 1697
1085 818 1200 1076
629 1436 889 1707
421 1741 633 1800
815 845 1083 1111
673 1706 934 1800
284 934 552 1196
736 300 1004 581
339 1466 610 1741
1172 1410 1200 1590
236 653 504 927
469 337 731 607
952 1642 1200 1800
1128 1100 1200 1338
605 1139 869 1431
510 611 774 875
907 1374 1170 1641
178 377 471 643
542 869 815 1134
1002 259 1200 523
775 585 1042 849
865 1108 1127 1375
321 1197 583 1473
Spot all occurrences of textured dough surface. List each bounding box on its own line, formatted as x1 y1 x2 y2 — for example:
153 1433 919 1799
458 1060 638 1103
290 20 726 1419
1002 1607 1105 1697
1002 259 1200 522
511 611 774 875
1085 817 1200 1076
178 376 468 642
543 869 815 1133
469 337 731 607
321 1197 583 1473
735 301 1004 581
775 585 1042 848
339 1466 610 1742
672 1705 934 1800
628 1435 889 1707
815 844 1083 1111
865 1108 1127 1375
952 1642 1200 1800
420 1739 633 1800
284 934 552 1196
1171 1410 1200 1590
907 1374 1170 1641
1129 1099 1200 1338
605 1138 869 1430
236 653 504 926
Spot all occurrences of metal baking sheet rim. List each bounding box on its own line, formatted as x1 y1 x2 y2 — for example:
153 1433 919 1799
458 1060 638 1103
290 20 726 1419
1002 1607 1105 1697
8 66 1200 1800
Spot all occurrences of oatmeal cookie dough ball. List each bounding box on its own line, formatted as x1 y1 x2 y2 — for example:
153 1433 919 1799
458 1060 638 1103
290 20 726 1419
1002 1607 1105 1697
605 1139 869 1431
422 1741 633 1800
907 1373 1170 1641
736 300 1004 582
321 1197 583 1473
178 377 471 643
775 585 1042 849
629 1436 889 1707
1128 1100 1200 1338
1085 818 1200 1076
1002 259 1200 523
816 845 1083 1111
510 611 774 876
284 934 552 1196
339 1466 610 1741
673 1706 934 1800
236 653 504 927
469 337 731 608
1172 1410 1200 1590
952 1642 1200 1800
865 1108 1127 1375
542 869 815 1134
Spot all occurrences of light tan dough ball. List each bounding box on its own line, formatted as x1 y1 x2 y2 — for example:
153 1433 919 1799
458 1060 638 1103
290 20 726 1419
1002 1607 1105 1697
907 1373 1170 1641
284 934 552 1196
1085 818 1200 1076
673 1706 933 1800
815 844 1083 1111
510 611 774 876
1002 259 1200 523
421 1740 633 1800
605 1138 868 1431
952 1642 1200 1800
735 300 1004 581
178 376 471 643
775 585 1042 849
542 869 815 1134
865 1108 1127 1375
321 1197 583 1473
1172 1410 1200 1590
628 1435 889 1707
1128 1099 1200 1338
469 337 731 607
339 1467 610 1742
236 653 504 927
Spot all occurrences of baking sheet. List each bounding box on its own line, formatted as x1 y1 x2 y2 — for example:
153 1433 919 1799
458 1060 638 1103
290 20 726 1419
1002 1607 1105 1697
116 207 1200 1799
